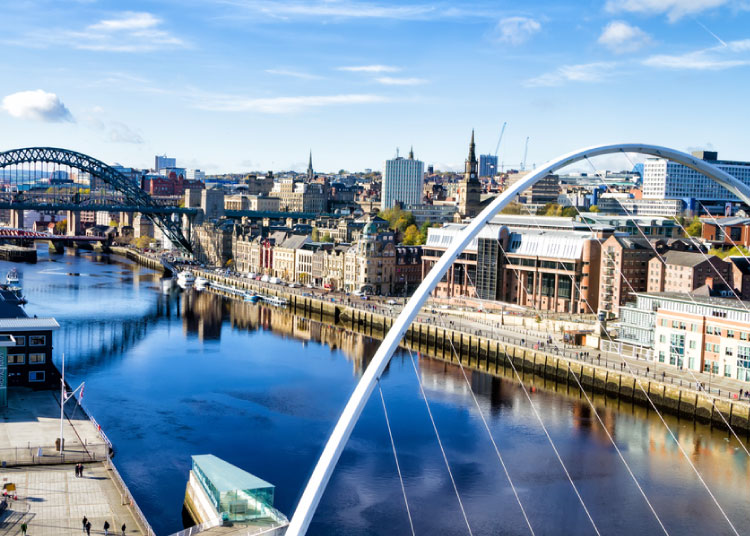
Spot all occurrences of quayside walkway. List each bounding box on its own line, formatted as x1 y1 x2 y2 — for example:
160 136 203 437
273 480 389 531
0 388 150 536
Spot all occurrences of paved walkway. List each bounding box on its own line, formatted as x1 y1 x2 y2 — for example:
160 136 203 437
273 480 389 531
0 389 107 465
0 463 144 536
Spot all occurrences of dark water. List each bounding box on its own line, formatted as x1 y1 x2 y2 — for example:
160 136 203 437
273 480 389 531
6 248 750 536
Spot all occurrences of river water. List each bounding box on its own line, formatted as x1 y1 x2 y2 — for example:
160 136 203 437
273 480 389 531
6 248 750 535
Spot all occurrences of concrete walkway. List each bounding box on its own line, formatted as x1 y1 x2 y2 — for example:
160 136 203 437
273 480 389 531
0 463 144 536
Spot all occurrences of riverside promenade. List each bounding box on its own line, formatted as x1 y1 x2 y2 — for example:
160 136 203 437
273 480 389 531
0 388 150 536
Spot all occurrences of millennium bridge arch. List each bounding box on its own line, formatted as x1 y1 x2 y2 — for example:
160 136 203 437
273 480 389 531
0 147 192 251
286 143 750 535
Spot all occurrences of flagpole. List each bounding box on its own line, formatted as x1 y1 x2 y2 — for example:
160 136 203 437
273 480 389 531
59 352 65 452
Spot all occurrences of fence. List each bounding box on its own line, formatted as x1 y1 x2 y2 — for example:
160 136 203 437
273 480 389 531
0 443 109 467
601 339 654 360
167 516 223 536
106 456 156 536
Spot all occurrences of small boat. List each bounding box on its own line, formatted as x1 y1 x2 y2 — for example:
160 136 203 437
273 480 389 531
244 293 260 303
6 268 20 285
177 270 195 285
194 276 209 290
263 295 288 307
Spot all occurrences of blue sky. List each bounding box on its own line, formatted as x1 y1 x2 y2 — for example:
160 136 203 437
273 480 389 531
1 0 749 173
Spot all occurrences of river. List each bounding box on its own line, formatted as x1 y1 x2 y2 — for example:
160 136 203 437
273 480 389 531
6 247 750 535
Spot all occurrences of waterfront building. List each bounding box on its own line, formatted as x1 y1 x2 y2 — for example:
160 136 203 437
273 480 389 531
0 289 60 393
647 251 733 294
394 245 422 295
643 151 750 205
598 235 661 317
479 154 498 178
344 218 396 295
422 223 602 313
456 131 484 219
192 220 234 267
619 289 750 381
272 235 311 280
381 147 424 211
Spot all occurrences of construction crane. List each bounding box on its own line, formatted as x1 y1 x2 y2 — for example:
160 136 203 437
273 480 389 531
521 136 529 171
493 122 507 174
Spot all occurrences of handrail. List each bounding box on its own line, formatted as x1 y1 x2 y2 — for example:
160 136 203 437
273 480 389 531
106 455 156 536
166 516 224 536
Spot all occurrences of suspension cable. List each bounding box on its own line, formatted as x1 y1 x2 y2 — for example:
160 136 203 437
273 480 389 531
585 153 750 459
571 154 742 535
427 293 536 535
458 240 671 534
407 348 473 535
376 379 416 536
456 228 672 535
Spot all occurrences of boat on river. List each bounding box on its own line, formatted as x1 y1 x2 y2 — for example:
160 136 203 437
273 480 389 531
6 268 20 285
194 276 209 290
244 293 260 303
177 270 195 288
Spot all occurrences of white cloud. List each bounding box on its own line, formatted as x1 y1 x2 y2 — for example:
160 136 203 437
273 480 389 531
525 62 616 87
265 69 323 80
375 76 426 85
605 0 727 21
338 65 400 73
89 12 160 31
219 1 470 20
494 16 541 45
83 108 144 144
598 21 651 53
1 90 74 122
194 93 389 113
643 38 750 70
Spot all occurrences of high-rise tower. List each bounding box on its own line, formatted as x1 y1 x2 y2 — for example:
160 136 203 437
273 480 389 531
457 130 482 219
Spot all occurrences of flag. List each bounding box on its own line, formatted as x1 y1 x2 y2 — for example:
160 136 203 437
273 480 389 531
79 383 85 401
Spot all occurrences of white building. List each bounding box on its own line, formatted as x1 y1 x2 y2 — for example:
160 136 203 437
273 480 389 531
187 169 206 181
381 148 424 211
643 151 750 203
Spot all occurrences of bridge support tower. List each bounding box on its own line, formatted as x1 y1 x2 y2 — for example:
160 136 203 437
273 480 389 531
66 211 82 236
9 209 24 230
48 241 65 254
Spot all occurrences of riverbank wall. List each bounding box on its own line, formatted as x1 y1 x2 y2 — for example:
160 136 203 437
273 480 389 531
111 246 168 273
113 252 750 435
201 270 750 435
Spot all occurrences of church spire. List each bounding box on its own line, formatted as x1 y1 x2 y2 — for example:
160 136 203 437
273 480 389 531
408 146 414 160
307 150 314 179
468 129 476 164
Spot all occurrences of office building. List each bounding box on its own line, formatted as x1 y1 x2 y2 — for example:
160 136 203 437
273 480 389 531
643 151 750 204
381 148 424 211
479 154 498 178
155 155 176 172
187 169 206 181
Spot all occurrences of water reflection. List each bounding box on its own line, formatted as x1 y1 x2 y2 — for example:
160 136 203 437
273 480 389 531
5 248 750 536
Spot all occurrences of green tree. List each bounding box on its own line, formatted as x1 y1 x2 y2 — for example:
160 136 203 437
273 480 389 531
589 205 600 213
312 228 321 242
402 224 421 245
322 232 333 243
378 206 415 233
709 245 750 259
500 202 523 215
685 216 702 237
54 219 67 234
134 236 152 249
561 206 578 217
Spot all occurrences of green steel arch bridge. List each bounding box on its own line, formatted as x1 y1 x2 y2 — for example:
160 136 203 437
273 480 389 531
0 147 196 252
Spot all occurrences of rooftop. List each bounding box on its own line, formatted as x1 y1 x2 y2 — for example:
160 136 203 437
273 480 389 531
661 250 718 267
193 454 273 493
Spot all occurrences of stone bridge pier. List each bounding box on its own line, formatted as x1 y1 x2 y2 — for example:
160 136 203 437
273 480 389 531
9 209 24 229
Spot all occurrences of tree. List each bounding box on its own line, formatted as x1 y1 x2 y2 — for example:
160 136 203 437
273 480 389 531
54 220 67 234
322 232 333 243
500 202 523 215
402 224 421 245
134 236 152 249
561 206 578 218
709 245 750 259
589 205 600 213
685 216 702 237
312 228 321 242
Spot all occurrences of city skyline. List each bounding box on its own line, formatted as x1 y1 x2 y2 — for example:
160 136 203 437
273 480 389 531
1 0 750 173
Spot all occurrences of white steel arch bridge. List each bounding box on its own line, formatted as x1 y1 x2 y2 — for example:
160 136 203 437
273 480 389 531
287 143 750 535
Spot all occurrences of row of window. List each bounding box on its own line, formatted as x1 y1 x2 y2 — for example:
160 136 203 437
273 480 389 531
7 370 46 382
11 335 46 347
7 353 46 364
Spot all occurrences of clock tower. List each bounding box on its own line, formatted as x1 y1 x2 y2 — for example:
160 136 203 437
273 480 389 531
457 129 482 219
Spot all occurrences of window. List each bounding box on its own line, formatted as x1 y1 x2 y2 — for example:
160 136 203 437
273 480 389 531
14 336 25 346
706 326 713 335
659 351 665 363
659 334 666 343
7 354 24 364
689 340 696 349
29 335 46 346
727 330 735 338
726 347 734 356
29 371 45 382
28 353 45 364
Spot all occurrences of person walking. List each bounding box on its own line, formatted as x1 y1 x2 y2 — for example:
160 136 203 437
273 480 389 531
104 520 110 536
79 463 84 477
82 515 88 533
121 523 127 536
20 522 27 535
86 521 92 536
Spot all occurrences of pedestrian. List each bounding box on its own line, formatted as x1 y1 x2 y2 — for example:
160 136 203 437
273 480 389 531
83 515 88 533
86 521 92 536
646 366 650 374
740 388 744 398
79 463 84 477
104 520 110 536
21 522 27 535
122 523 127 536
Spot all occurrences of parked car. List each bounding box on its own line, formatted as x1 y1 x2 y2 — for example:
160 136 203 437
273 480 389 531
261 275 270 283
387 299 397 305
269 276 281 285
289 282 301 288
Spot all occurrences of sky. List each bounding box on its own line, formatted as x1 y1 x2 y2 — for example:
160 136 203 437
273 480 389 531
1 0 750 174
